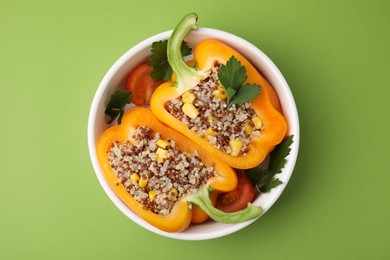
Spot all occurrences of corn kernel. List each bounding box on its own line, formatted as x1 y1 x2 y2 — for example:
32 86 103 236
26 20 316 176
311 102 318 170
207 127 219 136
251 117 263 129
148 190 157 201
156 139 169 149
207 115 219 123
229 139 243 156
139 174 148 188
168 187 178 200
213 85 227 100
243 122 254 135
130 173 140 183
156 147 169 163
182 91 196 104
182 103 199 119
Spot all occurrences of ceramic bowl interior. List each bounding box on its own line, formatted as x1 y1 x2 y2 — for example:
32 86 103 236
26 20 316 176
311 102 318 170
88 28 299 240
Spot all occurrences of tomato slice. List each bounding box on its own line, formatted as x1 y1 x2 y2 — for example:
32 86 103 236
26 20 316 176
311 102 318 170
125 63 161 106
216 170 255 213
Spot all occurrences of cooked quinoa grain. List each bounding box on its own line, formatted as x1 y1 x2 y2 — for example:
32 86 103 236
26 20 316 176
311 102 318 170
165 66 262 156
107 126 216 216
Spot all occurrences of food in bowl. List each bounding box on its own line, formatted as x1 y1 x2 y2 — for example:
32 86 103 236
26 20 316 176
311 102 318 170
151 38 287 169
90 12 298 238
97 107 262 232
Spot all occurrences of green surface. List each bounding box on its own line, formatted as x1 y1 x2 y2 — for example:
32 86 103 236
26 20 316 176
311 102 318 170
1 0 389 259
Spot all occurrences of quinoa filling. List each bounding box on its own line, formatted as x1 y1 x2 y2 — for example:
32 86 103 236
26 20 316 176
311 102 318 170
165 66 262 156
107 125 216 216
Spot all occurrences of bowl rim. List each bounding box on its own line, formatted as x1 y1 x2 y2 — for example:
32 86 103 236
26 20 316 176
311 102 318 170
88 27 300 240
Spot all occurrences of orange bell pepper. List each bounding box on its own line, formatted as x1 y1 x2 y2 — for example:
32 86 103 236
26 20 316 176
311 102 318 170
97 107 262 232
150 13 287 169
191 191 219 224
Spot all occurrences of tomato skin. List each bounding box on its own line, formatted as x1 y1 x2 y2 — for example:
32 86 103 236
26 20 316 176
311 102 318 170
125 63 161 106
216 170 255 213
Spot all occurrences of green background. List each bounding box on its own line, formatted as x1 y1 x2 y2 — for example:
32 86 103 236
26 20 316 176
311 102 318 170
1 0 389 259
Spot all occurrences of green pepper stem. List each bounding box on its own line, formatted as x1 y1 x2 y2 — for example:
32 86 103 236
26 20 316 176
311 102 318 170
186 185 263 224
167 13 207 90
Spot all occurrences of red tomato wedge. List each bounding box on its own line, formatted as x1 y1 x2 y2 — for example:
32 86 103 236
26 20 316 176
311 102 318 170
216 170 255 213
125 63 161 106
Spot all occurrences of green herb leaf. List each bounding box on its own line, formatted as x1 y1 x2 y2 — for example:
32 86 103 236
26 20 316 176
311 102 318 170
245 135 294 193
261 178 283 193
225 88 237 104
180 42 192 57
268 135 294 175
245 163 268 186
219 56 247 92
229 83 261 106
218 56 260 107
148 40 192 82
104 89 132 125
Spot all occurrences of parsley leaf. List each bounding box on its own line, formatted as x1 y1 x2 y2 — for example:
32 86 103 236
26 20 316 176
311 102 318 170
218 56 247 98
218 56 261 108
148 40 192 82
229 83 261 106
104 89 132 125
268 135 294 175
261 178 283 193
245 135 294 193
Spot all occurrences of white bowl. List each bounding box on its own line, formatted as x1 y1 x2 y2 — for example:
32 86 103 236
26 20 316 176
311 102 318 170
88 28 299 240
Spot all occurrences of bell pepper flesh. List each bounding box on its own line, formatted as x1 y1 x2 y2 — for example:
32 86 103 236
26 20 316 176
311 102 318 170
97 107 262 232
150 13 287 170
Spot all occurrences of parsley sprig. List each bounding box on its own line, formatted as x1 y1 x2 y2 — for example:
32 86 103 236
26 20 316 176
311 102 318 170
104 89 132 124
245 135 294 193
148 40 192 82
218 56 261 108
